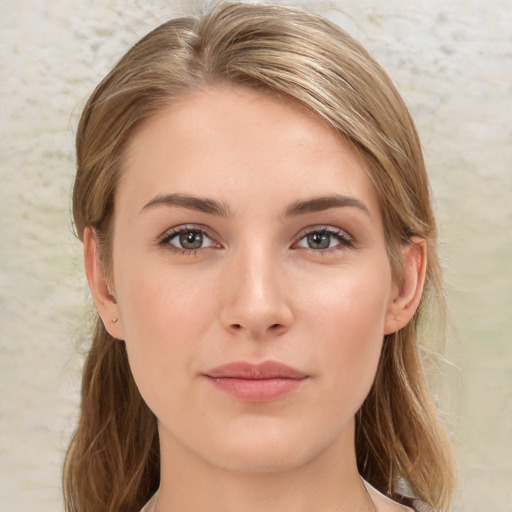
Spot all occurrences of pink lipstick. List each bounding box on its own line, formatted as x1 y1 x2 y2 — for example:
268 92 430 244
203 361 308 402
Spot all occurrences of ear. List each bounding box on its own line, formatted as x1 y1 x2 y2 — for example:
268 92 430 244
83 226 125 340
384 237 426 335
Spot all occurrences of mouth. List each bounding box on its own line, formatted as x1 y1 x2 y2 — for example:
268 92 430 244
203 360 309 402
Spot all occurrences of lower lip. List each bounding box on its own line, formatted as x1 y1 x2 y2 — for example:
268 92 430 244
206 377 306 402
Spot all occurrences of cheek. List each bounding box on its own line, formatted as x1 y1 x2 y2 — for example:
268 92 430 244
114 263 219 403
118 259 218 338
297 262 391 408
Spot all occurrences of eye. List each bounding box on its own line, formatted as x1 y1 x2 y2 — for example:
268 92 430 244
159 226 217 253
295 227 354 251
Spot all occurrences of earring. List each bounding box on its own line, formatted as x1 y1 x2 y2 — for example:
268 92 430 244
112 317 118 323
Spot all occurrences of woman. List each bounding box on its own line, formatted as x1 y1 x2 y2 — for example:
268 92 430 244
64 2 456 511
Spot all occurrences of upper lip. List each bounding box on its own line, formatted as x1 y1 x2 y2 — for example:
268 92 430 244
204 360 308 379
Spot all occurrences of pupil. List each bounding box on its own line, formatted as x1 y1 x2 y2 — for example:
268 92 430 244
308 232 330 249
179 230 203 249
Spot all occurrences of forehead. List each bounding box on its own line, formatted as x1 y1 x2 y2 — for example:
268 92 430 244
118 85 381 219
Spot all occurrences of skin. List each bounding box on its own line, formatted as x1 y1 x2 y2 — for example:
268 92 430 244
85 85 425 512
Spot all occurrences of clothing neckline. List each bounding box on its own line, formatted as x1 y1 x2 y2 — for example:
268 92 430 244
140 479 416 512
363 479 415 511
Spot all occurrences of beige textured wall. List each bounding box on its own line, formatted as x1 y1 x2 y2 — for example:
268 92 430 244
1 1 510 511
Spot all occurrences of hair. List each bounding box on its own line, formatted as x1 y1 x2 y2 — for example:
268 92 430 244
65 2 456 511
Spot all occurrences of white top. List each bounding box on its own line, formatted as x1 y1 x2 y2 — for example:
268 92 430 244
140 480 417 511
139 492 158 512
363 480 415 511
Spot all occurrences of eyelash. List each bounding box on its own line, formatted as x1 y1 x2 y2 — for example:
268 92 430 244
294 226 355 254
157 225 355 255
158 225 218 255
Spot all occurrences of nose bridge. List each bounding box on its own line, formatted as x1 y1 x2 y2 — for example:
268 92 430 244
220 238 292 337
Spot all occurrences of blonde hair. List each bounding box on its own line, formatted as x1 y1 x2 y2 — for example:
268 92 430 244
65 3 456 511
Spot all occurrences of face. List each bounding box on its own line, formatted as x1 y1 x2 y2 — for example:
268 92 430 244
97 86 404 474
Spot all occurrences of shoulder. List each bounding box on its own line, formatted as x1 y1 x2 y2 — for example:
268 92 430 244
363 479 430 512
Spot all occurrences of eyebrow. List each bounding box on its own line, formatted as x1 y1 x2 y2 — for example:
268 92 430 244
283 194 371 218
141 193 232 216
140 192 370 218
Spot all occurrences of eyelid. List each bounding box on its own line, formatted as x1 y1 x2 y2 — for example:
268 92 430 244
293 225 356 250
157 224 221 252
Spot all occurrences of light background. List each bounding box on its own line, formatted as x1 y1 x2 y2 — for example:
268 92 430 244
0 0 511 511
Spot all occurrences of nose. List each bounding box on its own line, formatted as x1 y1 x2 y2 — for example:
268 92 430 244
219 245 293 340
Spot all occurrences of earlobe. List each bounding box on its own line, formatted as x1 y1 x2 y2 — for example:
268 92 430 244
384 238 426 335
83 226 125 340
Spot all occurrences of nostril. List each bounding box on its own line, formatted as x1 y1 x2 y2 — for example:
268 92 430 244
269 324 281 330
233 324 242 330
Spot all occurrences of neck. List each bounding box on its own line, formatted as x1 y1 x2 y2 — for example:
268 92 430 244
155 423 374 512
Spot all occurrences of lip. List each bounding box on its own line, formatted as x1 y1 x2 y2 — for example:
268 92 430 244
203 360 309 402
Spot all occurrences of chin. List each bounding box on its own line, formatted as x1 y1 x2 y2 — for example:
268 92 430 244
221 442 306 473
195 415 348 474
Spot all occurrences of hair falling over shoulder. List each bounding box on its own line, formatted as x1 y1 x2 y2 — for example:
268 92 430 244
65 2 456 511
63 320 159 512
